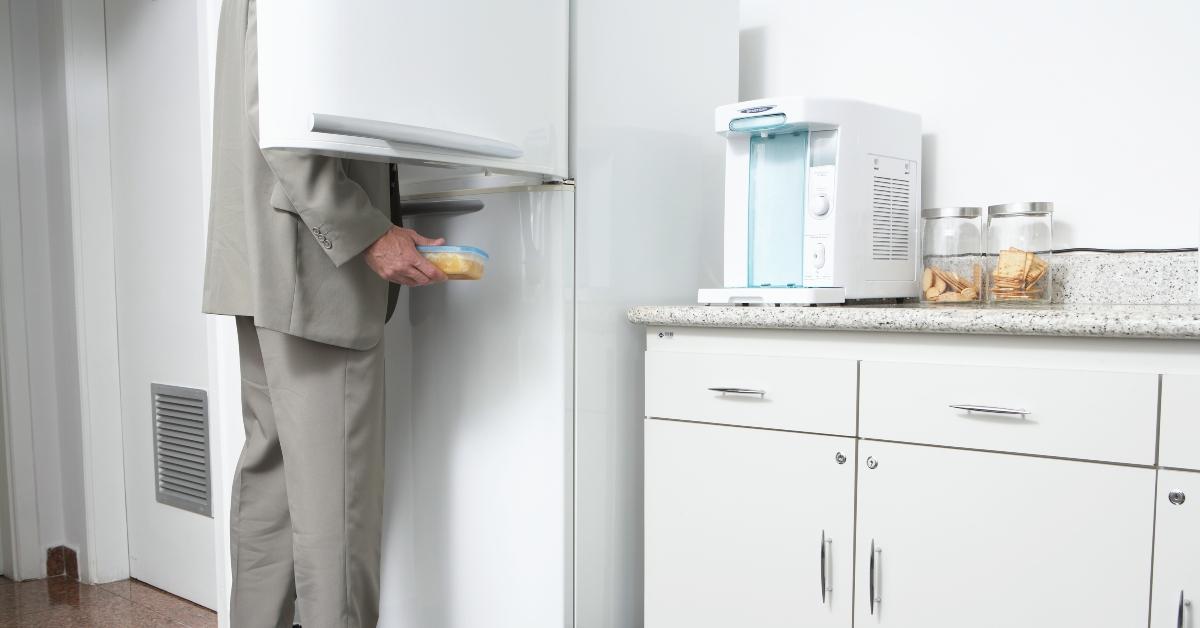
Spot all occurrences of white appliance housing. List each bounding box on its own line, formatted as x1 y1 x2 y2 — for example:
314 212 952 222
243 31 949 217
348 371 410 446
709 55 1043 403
291 1 738 627
255 0 568 177
699 97 922 305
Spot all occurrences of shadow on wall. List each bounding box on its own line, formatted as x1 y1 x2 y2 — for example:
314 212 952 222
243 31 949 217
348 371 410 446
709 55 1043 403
739 26 767 100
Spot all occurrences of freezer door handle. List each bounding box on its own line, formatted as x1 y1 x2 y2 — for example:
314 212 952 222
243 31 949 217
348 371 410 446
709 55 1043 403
311 113 524 159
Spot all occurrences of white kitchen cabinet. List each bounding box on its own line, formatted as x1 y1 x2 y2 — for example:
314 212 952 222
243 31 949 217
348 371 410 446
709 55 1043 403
256 0 568 176
645 351 857 436
645 419 856 628
1160 375 1200 471
854 440 1156 628
1151 470 1200 628
860 361 1160 465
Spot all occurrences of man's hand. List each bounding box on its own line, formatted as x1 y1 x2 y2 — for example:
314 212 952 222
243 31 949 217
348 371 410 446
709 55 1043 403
364 226 449 286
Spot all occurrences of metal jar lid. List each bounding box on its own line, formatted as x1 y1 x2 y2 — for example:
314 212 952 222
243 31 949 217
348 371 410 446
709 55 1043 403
921 206 982 219
987 202 1054 217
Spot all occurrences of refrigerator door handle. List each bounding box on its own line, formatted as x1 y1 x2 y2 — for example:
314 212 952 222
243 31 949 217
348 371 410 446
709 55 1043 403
311 113 524 159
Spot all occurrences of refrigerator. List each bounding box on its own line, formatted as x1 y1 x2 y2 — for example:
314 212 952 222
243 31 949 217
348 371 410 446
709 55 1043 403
257 1 738 626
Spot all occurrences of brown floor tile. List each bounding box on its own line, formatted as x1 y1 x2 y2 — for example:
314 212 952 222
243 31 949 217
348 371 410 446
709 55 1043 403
125 581 215 627
12 577 115 616
16 600 185 628
1 576 213 627
98 580 132 601
0 584 17 612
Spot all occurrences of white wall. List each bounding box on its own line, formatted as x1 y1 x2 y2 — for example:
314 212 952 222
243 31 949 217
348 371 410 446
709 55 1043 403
740 0 1200 250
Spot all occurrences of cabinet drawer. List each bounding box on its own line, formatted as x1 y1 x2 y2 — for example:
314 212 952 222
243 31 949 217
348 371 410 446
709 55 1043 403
860 361 1159 464
1160 375 1200 471
645 351 857 436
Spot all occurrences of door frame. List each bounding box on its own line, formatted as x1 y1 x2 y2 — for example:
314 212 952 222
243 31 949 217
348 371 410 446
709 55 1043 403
0 0 46 581
59 0 131 584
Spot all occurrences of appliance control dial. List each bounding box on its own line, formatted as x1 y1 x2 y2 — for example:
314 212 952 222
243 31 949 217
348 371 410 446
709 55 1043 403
812 195 831 217
810 243 827 269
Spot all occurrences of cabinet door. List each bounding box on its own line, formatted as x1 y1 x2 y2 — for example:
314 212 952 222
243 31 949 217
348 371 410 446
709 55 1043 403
1151 470 1200 628
645 419 856 628
1161 375 1200 471
256 0 568 176
855 441 1155 628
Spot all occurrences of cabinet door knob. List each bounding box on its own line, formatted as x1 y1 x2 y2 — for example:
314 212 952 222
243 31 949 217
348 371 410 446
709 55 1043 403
835 452 847 465
1169 491 1187 506
866 457 879 470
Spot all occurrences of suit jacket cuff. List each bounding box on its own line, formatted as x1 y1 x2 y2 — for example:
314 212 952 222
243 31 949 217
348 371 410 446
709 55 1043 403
322 210 393 267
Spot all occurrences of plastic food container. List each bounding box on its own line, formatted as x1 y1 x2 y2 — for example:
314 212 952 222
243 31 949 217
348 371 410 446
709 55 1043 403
920 207 983 304
986 202 1053 304
417 245 489 280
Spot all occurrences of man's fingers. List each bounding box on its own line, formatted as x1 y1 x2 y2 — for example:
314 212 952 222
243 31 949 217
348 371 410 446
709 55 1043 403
402 265 432 286
413 257 447 282
410 232 445 246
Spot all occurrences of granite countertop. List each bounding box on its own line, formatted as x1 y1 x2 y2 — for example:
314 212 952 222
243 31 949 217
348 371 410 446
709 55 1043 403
627 303 1200 340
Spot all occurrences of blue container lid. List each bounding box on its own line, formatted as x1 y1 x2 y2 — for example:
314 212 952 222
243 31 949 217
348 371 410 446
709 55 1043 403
416 245 490 260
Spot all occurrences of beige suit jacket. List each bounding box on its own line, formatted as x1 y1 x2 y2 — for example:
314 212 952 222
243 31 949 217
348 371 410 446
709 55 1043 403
203 0 398 350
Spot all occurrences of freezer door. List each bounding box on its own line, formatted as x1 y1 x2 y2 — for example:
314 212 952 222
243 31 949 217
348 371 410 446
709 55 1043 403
256 0 568 177
379 187 575 628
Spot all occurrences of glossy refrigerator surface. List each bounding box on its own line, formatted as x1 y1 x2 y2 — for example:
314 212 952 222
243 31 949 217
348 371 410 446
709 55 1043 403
380 188 575 628
256 0 568 176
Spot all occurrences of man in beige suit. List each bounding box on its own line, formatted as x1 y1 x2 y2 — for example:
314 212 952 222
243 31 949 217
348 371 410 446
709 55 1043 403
203 0 446 626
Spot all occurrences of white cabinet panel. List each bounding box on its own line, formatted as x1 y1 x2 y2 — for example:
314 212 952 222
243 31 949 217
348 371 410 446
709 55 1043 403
854 441 1155 628
860 361 1159 464
1151 470 1200 628
645 420 856 628
257 0 568 176
1161 375 1200 471
645 351 857 436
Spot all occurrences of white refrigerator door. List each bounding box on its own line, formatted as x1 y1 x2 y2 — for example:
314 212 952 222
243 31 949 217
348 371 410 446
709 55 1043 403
380 187 575 628
256 0 568 177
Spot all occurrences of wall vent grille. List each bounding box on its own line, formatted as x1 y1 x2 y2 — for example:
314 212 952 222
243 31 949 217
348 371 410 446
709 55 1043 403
151 384 211 517
871 173 913 261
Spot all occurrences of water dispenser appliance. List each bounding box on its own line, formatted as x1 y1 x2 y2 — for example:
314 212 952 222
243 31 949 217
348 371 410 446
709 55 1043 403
698 97 923 305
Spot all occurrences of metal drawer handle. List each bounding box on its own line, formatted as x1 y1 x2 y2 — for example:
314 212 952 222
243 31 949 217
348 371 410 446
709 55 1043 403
869 540 881 615
708 387 766 398
950 404 1029 418
1180 590 1191 628
820 531 833 604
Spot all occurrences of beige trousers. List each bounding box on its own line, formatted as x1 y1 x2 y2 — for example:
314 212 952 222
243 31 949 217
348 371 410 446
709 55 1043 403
230 316 386 628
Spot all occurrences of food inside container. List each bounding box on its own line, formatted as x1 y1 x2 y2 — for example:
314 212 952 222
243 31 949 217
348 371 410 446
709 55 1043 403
417 245 489 280
919 207 983 304
990 247 1049 302
922 264 982 303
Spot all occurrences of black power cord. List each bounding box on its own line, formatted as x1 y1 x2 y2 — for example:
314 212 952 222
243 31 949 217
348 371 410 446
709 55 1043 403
1051 247 1198 254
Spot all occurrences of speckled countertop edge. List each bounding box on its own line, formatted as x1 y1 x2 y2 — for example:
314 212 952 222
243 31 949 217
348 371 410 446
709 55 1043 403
627 304 1200 340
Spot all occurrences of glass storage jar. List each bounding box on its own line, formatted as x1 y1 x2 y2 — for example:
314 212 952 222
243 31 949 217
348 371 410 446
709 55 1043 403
920 207 983 304
986 202 1054 304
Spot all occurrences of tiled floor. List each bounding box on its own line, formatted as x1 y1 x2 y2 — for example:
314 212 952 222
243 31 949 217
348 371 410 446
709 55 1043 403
0 575 216 627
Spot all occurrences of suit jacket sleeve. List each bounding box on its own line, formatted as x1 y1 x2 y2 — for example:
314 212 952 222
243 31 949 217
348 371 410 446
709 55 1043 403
243 1 391 268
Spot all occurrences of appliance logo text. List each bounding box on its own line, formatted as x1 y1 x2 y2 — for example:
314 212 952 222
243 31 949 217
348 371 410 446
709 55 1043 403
739 105 775 114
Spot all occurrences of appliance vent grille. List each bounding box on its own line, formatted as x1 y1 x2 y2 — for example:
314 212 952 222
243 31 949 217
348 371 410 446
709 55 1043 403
152 384 212 517
871 174 913 261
